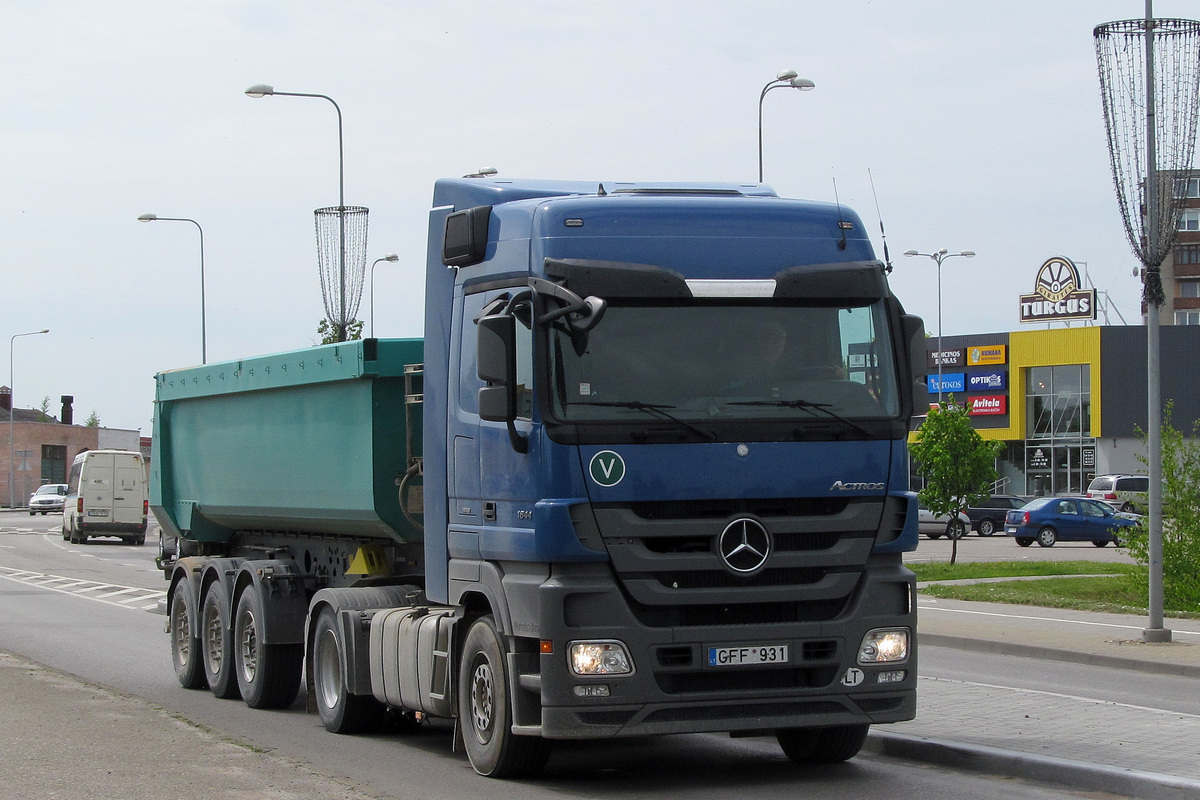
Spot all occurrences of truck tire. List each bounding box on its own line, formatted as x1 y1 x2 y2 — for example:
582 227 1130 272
201 583 241 699
312 606 384 733
458 615 550 778
777 724 869 763
169 584 207 690
234 589 303 709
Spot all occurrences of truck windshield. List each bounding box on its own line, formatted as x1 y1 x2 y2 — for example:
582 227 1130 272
547 300 900 423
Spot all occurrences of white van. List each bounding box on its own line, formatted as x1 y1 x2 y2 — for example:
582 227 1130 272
62 449 149 545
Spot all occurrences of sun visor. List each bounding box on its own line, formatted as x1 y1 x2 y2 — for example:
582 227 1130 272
544 258 692 298
772 261 889 301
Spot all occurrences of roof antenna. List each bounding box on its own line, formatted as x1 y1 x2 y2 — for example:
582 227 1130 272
832 177 848 251
868 169 893 273
597 183 608 196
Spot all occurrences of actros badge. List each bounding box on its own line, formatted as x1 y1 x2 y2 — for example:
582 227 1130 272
589 450 626 487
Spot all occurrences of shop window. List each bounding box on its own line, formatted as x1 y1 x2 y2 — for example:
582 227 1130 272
1026 364 1090 440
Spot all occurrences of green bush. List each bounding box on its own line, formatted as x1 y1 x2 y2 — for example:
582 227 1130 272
1125 404 1200 608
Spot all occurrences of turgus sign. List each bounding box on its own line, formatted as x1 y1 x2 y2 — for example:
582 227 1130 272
1020 256 1096 323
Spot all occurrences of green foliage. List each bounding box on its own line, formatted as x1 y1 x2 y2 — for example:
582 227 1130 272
909 397 1003 517
37 396 51 422
84 410 100 427
316 318 364 345
1125 403 1200 608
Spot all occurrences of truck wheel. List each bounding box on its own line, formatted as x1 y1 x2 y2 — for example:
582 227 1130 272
978 519 996 536
234 589 302 709
458 615 550 778
169 584 208 690
312 606 383 733
777 724 869 763
201 583 241 699
1036 527 1057 547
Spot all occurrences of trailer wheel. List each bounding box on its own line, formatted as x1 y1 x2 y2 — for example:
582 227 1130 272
234 589 302 709
312 606 383 733
169 583 207 690
777 724 869 763
458 615 550 778
201 582 241 699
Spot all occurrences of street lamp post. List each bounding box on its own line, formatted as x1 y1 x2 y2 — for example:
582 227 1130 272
9 328 49 510
246 84 350 340
369 253 399 338
137 214 206 364
903 249 976 404
758 69 815 183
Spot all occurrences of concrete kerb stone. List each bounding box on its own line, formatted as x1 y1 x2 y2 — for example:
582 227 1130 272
865 730 1200 800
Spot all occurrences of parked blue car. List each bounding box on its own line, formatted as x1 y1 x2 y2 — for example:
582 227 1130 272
1004 496 1138 547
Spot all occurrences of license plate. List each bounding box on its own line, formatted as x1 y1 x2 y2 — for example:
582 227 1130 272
1006 526 1016 533
87 509 109 517
708 644 789 666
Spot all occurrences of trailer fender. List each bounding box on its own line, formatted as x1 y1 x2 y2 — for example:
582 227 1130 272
232 560 309 646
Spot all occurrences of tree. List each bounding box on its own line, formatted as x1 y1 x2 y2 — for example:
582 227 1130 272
316 318 363 345
909 397 1003 564
38 396 51 422
84 410 100 428
1125 402 1200 609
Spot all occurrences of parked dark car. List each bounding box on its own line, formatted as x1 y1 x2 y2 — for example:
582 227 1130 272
965 494 1028 536
1004 496 1138 547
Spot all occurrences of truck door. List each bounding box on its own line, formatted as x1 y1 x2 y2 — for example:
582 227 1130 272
455 288 538 560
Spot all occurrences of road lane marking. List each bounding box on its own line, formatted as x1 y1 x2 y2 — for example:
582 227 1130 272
0 565 165 612
921 675 1200 720
918 601 1200 640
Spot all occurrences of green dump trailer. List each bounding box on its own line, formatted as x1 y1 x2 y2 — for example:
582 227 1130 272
152 338 423 546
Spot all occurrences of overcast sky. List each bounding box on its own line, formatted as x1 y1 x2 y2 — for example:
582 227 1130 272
2 1 1193 432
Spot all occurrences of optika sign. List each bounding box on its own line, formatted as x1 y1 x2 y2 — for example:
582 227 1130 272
1019 256 1097 323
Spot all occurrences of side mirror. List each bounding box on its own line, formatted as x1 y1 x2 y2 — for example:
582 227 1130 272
476 313 528 454
477 314 515 421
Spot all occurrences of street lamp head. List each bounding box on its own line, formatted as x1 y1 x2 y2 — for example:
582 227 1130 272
790 78 816 91
936 248 949 255
383 253 399 262
776 69 799 81
903 250 919 257
245 84 275 98
137 213 157 222
959 251 976 258
463 167 499 178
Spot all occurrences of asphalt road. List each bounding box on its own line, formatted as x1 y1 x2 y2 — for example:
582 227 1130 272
907 527 1138 564
0 510 1169 799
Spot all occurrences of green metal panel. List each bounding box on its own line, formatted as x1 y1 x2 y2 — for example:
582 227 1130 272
151 339 424 544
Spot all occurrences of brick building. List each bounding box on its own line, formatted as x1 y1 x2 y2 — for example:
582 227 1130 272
0 391 142 508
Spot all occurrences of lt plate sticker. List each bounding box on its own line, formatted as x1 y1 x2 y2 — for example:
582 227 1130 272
589 451 626 487
841 667 865 687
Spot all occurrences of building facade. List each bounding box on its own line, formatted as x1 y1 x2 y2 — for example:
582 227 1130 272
1 399 142 508
917 326 1200 497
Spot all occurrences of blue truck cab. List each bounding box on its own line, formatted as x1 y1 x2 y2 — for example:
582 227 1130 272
424 178 923 771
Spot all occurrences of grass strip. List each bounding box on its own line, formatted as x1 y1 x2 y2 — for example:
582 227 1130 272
919 574 1200 618
909 560 1132 583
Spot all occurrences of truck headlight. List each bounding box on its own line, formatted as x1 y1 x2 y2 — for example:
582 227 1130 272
568 640 633 676
857 628 909 664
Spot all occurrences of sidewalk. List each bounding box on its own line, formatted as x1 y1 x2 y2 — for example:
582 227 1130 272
864 596 1200 800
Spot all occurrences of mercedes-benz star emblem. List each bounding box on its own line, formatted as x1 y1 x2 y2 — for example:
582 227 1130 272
718 518 772 574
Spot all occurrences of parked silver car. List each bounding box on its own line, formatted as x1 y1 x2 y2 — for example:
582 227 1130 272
917 505 971 539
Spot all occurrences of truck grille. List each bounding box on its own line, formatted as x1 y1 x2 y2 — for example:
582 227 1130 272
592 496 888 628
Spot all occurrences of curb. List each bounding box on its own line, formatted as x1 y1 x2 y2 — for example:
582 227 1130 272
866 730 1200 800
920 632 1200 679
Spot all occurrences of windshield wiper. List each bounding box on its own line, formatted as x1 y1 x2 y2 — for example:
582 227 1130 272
568 400 717 442
728 398 872 438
